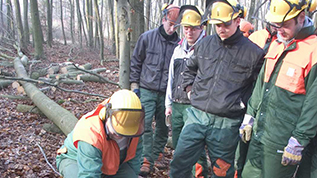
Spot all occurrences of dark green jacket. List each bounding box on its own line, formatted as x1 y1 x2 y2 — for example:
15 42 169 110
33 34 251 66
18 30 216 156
247 21 317 149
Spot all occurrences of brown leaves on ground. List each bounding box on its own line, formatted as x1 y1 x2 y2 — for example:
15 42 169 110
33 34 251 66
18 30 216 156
0 43 173 177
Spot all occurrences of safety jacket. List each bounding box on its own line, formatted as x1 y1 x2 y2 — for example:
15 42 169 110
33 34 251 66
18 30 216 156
247 21 317 149
130 25 180 93
165 30 206 108
182 28 265 119
72 104 139 175
249 27 277 54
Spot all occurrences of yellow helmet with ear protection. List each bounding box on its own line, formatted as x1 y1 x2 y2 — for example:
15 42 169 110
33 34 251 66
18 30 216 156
209 0 246 24
265 0 314 23
99 89 144 136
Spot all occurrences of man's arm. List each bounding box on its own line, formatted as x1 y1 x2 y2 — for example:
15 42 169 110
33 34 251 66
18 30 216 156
181 52 198 93
77 141 103 177
165 51 176 114
130 34 147 84
292 64 317 147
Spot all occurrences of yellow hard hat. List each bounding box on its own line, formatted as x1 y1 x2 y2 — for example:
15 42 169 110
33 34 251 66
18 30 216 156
209 0 246 24
181 9 202 26
265 0 314 23
105 90 144 136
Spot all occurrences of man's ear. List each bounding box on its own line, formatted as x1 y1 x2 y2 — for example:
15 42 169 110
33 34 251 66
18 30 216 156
298 11 305 25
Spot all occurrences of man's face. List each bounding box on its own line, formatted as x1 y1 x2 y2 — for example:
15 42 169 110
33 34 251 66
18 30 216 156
272 18 302 42
183 26 203 46
215 18 240 40
162 18 178 35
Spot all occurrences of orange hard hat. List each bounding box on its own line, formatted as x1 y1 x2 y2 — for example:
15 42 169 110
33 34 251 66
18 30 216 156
240 20 254 37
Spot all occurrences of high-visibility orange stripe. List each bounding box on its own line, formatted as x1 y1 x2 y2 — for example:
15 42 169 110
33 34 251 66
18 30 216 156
263 35 317 94
195 163 204 178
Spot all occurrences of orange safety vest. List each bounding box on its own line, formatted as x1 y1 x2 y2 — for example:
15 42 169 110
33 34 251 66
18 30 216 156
72 102 139 175
264 35 317 94
249 29 277 47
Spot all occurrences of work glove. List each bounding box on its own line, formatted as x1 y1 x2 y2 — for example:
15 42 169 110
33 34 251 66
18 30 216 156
281 137 304 166
239 114 254 143
130 82 140 98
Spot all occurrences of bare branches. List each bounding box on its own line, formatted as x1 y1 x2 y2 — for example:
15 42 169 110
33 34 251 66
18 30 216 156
72 63 118 86
0 75 107 98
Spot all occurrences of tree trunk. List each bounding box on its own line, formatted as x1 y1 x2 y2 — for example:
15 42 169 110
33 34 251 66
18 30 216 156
6 0 14 39
30 0 44 59
46 0 53 47
60 0 67 45
145 0 151 31
107 0 116 54
248 0 256 24
75 0 83 47
86 0 93 47
118 0 130 89
114 0 119 58
69 0 75 44
14 57 78 135
0 0 3 28
129 0 144 61
23 0 30 44
94 0 104 63
13 0 26 51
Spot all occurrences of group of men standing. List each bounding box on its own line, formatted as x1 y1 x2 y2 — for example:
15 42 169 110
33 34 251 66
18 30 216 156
55 0 317 177
130 0 317 177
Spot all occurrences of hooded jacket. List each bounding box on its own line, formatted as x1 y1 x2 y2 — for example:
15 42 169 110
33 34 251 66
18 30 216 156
182 28 265 119
165 30 206 108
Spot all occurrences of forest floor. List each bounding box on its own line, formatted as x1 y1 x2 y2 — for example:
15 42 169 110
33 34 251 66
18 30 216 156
0 43 173 177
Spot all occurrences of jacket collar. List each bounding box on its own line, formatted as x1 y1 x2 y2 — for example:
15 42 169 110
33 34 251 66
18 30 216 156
180 30 206 53
216 27 243 46
158 25 179 44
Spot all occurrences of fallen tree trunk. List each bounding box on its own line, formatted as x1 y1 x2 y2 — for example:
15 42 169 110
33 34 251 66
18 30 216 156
14 57 78 135
0 80 14 89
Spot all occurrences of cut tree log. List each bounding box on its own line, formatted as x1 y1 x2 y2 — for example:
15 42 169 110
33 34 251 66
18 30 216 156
0 80 14 89
16 104 44 116
14 57 78 135
77 74 108 83
47 65 60 74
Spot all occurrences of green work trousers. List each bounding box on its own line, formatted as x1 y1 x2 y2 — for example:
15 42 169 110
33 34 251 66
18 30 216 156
170 107 241 178
242 138 298 178
296 140 317 178
234 140 249 178
140 88 168 168
58 158 137 178
171 102 208 178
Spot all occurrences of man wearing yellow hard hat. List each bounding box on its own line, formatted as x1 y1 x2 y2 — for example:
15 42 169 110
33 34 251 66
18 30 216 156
55 90 144 178
239 0 317 177
169 0 265 177
165 5 208 177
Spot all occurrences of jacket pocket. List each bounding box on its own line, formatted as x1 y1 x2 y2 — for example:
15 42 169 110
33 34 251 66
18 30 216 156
275 61 307 94
145 49 159 65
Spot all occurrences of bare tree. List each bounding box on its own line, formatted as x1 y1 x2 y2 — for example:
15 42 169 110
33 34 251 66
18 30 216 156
60 0 67 45
6 0 15 39
117 0 130 89
46 0 53 47
75 0 82 47
129 0 144 59
68 0 75 44
30 0 44 59
94 0 104 63
86 0 93 47
13 0 26 51
145 0 151 31
23 0 30 44
107 0 115 54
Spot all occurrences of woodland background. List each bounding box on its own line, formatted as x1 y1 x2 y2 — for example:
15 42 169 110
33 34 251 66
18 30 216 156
1 0 317 177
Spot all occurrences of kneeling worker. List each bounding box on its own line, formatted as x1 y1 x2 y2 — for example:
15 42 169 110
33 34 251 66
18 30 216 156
56 90 144 178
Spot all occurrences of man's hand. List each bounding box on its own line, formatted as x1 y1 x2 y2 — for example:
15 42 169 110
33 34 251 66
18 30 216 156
281 137 304 166
185 85 192 100
239 114 254 143
165 107 172 116
130 83 140 98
